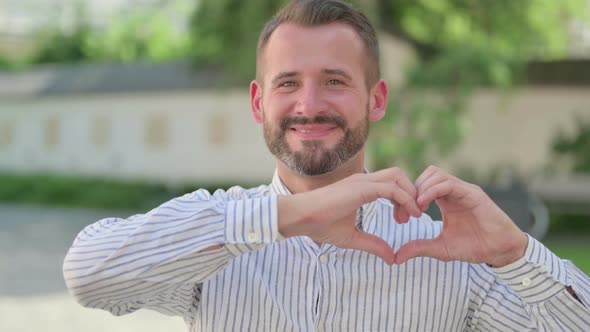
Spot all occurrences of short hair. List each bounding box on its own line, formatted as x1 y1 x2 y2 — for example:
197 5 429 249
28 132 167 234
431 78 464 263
256 0 380 88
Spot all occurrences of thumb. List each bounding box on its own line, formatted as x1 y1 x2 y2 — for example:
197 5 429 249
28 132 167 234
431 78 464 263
344 231 395 265
394 238 446 265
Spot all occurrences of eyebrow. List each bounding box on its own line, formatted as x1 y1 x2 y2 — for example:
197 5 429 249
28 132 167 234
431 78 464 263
322 68 352 81
271 71 298 84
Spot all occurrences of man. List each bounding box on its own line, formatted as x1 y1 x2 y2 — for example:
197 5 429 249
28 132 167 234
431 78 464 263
63 0 590 331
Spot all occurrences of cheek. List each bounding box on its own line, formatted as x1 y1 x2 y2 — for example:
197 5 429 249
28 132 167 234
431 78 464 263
326 93 366 120
264 95 294 119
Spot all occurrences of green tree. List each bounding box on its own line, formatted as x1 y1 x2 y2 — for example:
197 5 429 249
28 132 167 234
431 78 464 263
30 3 93 64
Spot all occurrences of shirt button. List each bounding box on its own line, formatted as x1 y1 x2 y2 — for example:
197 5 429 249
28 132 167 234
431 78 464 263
319 255 328 263
522 277 532 287
247 232 257 242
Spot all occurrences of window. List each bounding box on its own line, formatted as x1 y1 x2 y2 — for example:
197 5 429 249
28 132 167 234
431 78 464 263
91 115 110 149
0 119 14 148
144 114 169 149
208 112 228 146
44 115 59 148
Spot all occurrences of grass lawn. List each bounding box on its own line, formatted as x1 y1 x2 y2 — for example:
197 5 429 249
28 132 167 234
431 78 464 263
543 234 590 275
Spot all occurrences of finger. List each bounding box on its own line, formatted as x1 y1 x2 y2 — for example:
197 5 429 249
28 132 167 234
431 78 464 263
417 168 458 192
395 205 410 223
416 180 459 209
360 182 422 217
394 238 447 265
392 202 411 223
416 170 455 200
416 174 450 210
414 165 439 189
369 167 417 200
393 202 401 222
381 183 421 218
345 230 395 265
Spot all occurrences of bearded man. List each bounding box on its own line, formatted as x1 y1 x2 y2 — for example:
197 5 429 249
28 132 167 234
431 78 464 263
64 1 590 331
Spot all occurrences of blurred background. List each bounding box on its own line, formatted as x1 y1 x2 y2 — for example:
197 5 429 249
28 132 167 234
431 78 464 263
1 0 590 331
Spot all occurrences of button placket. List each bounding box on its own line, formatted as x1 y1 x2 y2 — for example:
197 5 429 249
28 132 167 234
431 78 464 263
315 253 329 332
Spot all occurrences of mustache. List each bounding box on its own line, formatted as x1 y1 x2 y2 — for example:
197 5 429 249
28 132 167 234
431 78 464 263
280 115 346 131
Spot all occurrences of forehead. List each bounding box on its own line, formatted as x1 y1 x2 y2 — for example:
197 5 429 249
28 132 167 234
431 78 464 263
260 22 366 81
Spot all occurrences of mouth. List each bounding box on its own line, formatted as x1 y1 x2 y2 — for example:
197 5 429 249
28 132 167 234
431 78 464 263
289 124 338 139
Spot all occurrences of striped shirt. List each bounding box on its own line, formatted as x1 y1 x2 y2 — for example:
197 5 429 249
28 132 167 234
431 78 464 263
63 172 590 331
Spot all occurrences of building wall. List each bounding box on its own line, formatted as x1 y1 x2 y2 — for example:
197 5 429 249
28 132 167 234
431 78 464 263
1 87 589 185
0 90 276 185
439 87 590 179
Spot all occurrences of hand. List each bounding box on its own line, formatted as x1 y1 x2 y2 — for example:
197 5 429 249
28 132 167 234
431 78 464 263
278 167 422 265
394 166 529 267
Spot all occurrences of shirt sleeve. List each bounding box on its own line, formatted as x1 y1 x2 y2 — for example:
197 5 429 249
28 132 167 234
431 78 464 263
467 234 590 331
62 187 281 324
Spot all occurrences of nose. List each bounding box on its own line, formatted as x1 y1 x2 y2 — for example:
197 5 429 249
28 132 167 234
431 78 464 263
294 84 326 117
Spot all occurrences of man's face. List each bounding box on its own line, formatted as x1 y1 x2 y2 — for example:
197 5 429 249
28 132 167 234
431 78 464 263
253 23 382 176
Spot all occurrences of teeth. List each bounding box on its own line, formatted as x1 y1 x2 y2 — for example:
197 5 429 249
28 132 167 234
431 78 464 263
292 127 334 134
296 129 327 133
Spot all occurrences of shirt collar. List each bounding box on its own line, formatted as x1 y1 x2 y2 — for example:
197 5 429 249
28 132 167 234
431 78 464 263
270 170 292 195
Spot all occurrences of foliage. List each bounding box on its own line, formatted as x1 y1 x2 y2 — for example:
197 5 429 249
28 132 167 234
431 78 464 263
548 213 590 234
0 172 256 211
31 25 93 64
0 55 28 71
374 0 585 60
552 118 590 173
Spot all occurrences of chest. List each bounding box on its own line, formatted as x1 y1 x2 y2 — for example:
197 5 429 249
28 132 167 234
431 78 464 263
197 240 470 331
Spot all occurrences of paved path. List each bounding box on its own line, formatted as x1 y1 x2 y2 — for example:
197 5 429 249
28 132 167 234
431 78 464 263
0 203 185 332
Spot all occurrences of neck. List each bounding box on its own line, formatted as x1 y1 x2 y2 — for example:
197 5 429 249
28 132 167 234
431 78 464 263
276 150 366 193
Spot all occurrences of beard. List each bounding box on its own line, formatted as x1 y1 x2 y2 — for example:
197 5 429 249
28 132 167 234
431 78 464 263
263 109 369 176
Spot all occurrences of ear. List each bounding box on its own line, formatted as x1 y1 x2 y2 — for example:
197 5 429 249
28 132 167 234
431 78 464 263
368 79 388 122
250 80 263 124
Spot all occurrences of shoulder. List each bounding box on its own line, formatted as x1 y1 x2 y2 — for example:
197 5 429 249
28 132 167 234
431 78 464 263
224 184 273 199
169 184 272 204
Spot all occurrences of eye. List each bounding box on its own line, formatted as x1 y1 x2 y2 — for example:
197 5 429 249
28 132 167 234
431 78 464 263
279 81 296 88
327 79 343 85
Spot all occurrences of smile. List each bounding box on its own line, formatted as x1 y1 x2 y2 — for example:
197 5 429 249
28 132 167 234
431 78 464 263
289 125 338 138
